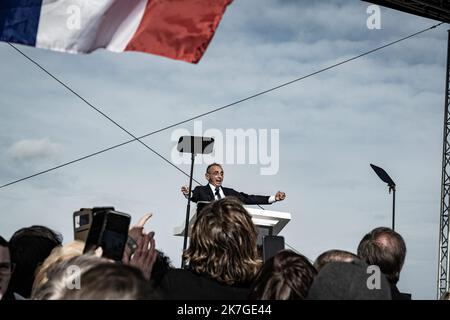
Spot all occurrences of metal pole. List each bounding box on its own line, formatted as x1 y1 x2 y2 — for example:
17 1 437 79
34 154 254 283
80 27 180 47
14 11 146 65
392 187 396 231
181 152 196 268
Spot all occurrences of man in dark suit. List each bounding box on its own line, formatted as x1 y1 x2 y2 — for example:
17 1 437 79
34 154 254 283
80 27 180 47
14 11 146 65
181 163 286 205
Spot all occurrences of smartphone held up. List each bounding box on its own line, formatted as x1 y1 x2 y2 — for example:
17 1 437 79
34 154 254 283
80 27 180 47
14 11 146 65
74 207 131 261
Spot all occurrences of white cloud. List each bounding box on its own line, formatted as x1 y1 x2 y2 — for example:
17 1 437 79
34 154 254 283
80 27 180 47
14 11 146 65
7 138 62 161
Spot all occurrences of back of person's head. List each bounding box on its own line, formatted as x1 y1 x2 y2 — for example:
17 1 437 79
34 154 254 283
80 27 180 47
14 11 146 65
183 197 261 285
249 250 317 300
31 240 84 297
150 250 174 287
32 253 107 300
307 260 391 300
357 227 406 284
8 225 63 298
314 249 359 272
60 262 158 300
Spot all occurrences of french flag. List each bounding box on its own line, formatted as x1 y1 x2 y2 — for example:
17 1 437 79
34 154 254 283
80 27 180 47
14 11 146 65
0 0 233 63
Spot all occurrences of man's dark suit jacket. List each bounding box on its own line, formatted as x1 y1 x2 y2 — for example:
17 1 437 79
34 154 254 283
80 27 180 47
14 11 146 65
390 283 412 300
190 185 270 205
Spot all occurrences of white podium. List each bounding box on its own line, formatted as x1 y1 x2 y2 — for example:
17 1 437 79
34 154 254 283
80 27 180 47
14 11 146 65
173 206 291 237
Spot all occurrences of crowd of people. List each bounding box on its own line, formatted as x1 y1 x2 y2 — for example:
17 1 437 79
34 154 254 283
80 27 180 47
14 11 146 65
2 195 444 300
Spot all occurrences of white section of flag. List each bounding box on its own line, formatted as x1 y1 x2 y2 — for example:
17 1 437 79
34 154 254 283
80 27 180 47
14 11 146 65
36 0 148 53
104 0 148 51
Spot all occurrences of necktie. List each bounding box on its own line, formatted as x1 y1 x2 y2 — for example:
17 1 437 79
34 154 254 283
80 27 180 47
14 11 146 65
215 187 222 200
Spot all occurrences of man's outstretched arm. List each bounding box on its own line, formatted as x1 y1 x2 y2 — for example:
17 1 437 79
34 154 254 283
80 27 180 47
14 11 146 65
231 189 286 205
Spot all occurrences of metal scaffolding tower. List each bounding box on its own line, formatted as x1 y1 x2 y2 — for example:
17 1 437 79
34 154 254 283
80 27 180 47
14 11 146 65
438 31 450 299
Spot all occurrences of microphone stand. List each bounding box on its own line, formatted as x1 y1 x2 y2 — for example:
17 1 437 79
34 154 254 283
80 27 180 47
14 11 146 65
181 152 196 268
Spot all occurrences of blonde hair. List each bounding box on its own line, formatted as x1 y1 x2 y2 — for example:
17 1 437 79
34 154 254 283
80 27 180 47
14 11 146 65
60 263 158 300
31 253 107 300
31 240 84 297
183 197 261 285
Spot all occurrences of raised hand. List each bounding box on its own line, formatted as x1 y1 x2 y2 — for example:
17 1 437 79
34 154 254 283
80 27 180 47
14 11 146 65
126 231 157 281
181 185 190 195
123 213 152 263
275 191 286 201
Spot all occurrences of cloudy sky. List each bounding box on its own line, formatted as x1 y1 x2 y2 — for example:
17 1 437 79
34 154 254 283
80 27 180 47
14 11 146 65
0 0 447 299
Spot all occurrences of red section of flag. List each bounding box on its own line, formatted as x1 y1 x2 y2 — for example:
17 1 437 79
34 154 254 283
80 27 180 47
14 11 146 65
125 0 233 63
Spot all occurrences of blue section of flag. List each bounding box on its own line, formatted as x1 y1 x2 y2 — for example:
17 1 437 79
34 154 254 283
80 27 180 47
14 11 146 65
0 0 42 46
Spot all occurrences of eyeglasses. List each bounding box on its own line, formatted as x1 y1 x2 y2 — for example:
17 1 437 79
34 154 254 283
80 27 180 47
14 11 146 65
209 171 223 177
0 262 15 274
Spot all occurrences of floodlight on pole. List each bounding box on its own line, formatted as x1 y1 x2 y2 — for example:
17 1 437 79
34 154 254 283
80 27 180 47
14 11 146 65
370 164 396 230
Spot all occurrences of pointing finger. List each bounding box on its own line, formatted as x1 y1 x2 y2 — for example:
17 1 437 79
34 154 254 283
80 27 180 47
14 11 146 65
137 213 153 228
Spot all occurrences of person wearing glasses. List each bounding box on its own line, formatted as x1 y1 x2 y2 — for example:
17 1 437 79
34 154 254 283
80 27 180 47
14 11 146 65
181 163 286 207
0 236 13 300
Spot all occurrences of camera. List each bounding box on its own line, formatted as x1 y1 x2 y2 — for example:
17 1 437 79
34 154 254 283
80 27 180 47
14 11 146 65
73 207 114 242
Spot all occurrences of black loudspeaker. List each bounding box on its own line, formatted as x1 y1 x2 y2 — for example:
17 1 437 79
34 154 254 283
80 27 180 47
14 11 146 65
262 235 285 262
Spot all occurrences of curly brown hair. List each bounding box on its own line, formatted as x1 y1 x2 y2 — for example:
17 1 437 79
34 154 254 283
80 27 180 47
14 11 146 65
183 197 261 285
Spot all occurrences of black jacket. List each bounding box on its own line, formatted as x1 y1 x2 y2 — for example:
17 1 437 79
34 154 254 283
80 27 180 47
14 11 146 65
160 269 251 300
390 283 412 300
191 185 270 205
